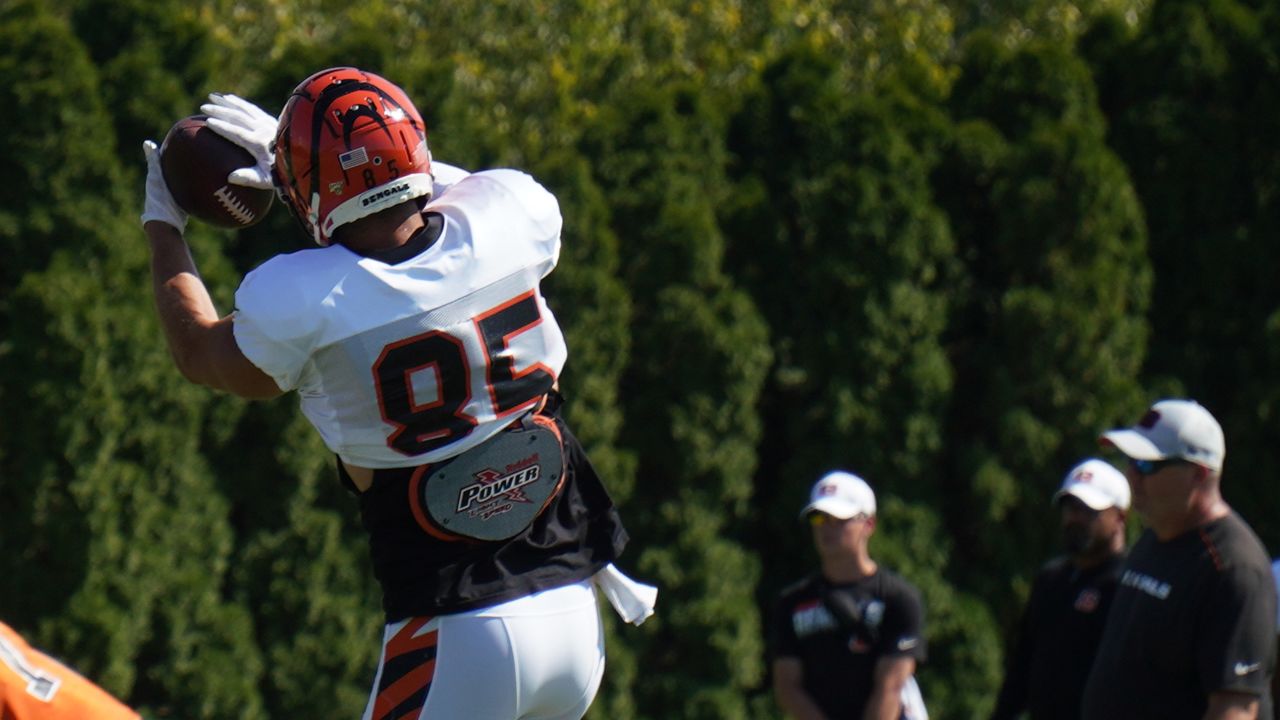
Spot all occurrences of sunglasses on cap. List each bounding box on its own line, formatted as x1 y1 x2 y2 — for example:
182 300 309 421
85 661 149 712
1128 458 1189 476
806 512 868 527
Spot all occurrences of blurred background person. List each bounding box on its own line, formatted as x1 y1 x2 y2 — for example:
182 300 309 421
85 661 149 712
1083 399 1276 720
990 458 1130 720
771 470 928 720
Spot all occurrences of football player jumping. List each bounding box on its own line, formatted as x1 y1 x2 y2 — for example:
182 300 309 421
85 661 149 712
141 67 655 720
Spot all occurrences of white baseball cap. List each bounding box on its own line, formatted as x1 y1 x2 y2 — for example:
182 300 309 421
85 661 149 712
1053 458 1130 511
1100 399 1225 472
800 471 876 520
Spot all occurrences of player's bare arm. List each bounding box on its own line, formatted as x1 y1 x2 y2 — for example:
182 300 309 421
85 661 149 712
772 657 830 720
140 99 280 401
1203 690 1260 720
863 655 914 720
145 221 281 400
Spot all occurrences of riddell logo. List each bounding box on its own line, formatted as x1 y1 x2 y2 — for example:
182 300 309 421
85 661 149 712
456 456 541 512
362 182 410 207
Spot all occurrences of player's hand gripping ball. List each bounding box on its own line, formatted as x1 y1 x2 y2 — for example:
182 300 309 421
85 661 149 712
159 115 273 228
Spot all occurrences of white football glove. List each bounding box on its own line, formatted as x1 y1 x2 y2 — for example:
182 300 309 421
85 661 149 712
200 93 276 189
141 140 188 232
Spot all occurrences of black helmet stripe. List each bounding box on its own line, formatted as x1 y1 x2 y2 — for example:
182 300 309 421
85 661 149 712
302 76 422 226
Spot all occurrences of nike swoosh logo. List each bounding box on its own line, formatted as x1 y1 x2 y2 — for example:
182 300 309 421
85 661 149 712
897 638 919 651
1234 662 1261 676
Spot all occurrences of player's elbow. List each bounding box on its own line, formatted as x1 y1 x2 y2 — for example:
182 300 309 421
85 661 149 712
226 376 284 400
173 357 278 400
168 344 222 390
166 318 283 400
167 344 264 399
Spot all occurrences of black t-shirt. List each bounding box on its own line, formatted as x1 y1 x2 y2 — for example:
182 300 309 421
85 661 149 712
349 406 629 621
1082 512 1277 719
771 569 926 718
990 553 1124 720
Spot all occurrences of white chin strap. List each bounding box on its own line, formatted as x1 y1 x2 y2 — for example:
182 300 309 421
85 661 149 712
309 191 323 246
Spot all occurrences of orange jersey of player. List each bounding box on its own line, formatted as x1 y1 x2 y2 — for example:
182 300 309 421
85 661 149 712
0 621 140 720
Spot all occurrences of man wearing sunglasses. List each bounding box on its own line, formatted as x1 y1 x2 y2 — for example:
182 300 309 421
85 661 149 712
770 471 928 720
991 458 1130 720
1082 399 1276 720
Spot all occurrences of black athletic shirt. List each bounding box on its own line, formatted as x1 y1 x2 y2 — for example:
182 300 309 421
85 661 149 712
990 553 1125 720
344 399 629 621
1082 512 1277 719
771 569 926 718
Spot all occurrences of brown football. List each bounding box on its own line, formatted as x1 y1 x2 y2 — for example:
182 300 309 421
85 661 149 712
159 115 273 229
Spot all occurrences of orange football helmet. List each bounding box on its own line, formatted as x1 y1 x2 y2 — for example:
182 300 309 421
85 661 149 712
273 67 433 246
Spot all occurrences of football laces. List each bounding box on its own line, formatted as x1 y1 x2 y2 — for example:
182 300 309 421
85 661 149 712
214 185 257 225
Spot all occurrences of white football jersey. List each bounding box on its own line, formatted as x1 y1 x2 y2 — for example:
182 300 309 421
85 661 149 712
232 168 568 468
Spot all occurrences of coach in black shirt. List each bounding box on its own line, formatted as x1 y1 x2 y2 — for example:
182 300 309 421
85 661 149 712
771 471 927 719
990 458 1129 720
1082 399 1277 720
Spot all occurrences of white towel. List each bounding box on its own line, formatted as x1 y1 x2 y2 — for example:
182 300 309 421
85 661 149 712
592 563 658 626
901 675 929 720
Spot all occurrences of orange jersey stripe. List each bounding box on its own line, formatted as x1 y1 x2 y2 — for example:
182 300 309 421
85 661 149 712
372 658 437 719
386 619 437 660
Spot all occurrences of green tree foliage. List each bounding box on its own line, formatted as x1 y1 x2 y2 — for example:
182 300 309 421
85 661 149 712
66 0 222 172
585 79 772 718
936 30 1150 628
725 40 1003 716
769 0 958 94
225 415 382 719
949 0 1152 41
0 4 267 717
1083 0 1280 548
0 1 122 293
726 44 956 503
